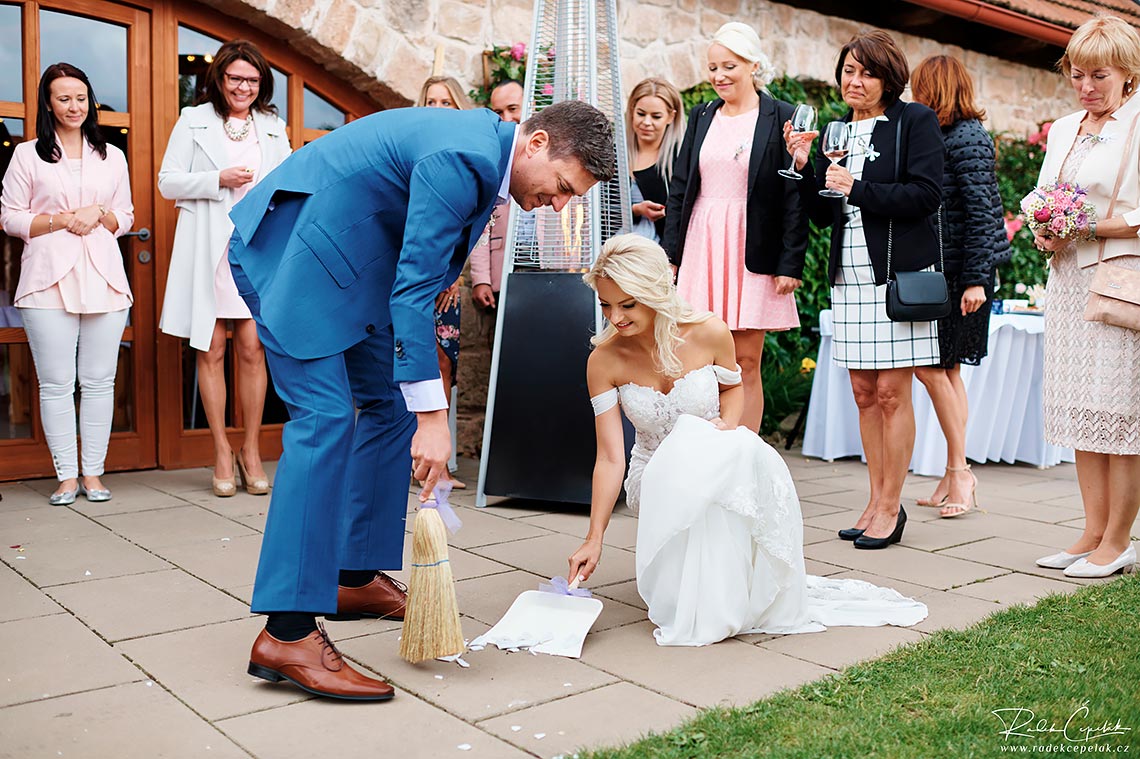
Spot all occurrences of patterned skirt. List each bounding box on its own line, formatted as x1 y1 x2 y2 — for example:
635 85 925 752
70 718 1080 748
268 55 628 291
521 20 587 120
832 211 940 370
1043 252 1140 454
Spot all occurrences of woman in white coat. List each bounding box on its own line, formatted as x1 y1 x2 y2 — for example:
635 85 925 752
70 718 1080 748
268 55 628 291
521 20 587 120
159 40 291 497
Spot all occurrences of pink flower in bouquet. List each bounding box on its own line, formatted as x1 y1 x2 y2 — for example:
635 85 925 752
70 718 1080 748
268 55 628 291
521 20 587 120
1034 207 1051 223
1049 215 1067 234
1076 212 1089 228
510 42 526 61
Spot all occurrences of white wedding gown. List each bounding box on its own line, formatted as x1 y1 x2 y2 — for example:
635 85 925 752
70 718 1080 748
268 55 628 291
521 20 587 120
592 364 927 646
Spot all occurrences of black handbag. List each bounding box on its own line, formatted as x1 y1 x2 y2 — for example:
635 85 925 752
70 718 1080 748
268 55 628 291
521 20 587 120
885 209 951 321
883 108 951 322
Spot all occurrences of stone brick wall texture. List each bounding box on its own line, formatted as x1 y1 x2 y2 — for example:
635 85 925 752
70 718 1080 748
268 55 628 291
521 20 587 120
212 0 1077 135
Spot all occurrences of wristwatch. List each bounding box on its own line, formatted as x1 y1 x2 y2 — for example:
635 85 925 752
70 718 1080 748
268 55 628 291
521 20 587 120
1088 219 1098 241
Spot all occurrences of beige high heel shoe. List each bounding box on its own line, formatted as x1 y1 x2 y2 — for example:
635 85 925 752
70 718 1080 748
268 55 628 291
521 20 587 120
213 453 237 498
236 449 270 495
940 464 978 519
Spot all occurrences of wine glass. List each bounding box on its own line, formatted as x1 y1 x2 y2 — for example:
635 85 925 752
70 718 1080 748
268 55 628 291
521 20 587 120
778 104 817 180
818 121 850 199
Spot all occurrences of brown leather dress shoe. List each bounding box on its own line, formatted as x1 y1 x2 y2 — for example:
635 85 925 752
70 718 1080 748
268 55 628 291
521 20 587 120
328 572 407 621
248 624 394 701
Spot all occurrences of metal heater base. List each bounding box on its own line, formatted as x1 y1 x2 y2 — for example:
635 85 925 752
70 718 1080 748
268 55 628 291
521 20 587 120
481 270 597 505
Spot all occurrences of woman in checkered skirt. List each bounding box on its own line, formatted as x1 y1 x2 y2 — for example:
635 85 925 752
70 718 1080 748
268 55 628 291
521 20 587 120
784 30 945 550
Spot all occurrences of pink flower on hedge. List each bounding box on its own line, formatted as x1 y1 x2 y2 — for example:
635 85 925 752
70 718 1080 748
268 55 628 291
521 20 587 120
1029 121 1053 147
510 42 526 61
1004 213 1023 241
542 83 554 95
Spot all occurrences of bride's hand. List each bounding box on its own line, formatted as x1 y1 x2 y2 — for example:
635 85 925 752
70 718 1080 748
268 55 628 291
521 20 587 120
709 416 729 430
568 539 603 584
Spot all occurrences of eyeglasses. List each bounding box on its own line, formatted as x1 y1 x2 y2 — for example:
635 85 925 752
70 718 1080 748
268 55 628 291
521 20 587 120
224 74 261 89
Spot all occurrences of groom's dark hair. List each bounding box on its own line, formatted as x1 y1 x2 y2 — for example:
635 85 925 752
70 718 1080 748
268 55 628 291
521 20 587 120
522 100 616 182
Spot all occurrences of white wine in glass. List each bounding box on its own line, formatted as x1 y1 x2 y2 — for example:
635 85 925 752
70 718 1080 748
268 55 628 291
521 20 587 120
819 121 850 198
778 104 817 180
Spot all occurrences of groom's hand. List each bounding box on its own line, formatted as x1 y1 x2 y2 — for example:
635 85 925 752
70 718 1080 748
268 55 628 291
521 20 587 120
411 410 451 502
568 540 603 584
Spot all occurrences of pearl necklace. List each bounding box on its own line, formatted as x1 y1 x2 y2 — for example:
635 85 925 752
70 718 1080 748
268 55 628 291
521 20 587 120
223 114 253 142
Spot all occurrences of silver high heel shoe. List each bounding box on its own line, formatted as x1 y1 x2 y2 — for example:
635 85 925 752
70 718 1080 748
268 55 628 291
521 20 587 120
48 486 80 506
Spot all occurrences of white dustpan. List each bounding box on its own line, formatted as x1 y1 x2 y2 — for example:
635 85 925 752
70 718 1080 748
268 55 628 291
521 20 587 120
470 578 603 658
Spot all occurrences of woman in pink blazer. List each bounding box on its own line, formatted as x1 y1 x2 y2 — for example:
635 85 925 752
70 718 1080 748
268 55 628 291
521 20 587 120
0 63 134 505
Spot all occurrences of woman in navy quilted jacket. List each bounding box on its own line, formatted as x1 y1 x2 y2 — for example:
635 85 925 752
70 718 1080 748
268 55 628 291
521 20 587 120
909 55 1010 518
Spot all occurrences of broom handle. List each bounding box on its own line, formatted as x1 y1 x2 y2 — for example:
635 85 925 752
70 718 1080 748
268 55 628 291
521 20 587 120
568 576 582 591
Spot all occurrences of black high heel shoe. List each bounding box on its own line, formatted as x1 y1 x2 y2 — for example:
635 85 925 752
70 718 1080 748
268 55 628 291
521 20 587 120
853 505 907 550
838 527 865 541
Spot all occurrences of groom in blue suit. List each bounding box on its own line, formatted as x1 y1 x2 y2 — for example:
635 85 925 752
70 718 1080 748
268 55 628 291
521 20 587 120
228 101 615 700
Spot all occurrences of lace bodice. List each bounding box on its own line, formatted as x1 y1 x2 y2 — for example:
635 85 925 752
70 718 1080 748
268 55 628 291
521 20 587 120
591 364 740 511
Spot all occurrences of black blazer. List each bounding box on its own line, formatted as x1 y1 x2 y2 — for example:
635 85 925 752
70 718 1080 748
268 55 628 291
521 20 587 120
662 94 808 279
798 99 945 286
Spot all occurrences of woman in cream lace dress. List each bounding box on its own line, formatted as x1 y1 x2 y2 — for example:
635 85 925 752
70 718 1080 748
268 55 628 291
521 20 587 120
566 235 926 646
1032 16 1140 579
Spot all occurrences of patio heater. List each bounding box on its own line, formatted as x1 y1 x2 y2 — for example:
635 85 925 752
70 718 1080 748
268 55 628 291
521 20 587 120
475 0 631 507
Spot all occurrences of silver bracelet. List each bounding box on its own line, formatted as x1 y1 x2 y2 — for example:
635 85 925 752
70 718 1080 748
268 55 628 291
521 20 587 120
1088 219 1098 241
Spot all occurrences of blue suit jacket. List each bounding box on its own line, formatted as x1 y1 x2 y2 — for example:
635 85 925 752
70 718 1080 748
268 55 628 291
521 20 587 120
229 108 515 382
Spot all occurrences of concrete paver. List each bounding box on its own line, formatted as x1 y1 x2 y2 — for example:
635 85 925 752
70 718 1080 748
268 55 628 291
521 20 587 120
1 453 1133 758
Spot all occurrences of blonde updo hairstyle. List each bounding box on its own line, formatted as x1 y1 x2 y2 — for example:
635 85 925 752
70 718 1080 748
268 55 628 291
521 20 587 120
711 22 777 90
583 234 711 378
1060 15 1140 98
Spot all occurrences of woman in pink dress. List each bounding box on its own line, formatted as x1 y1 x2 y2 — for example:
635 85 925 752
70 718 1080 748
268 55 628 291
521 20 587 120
662 22 808 432
159 40 291 497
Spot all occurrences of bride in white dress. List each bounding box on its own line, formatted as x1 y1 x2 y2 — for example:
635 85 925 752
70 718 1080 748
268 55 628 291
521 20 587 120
568 234 927 646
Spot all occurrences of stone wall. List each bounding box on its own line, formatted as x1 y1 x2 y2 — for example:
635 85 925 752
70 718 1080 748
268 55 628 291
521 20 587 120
214 0 1078 135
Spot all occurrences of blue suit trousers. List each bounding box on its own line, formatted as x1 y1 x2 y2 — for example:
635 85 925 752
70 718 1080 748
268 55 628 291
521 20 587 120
231 256 415 614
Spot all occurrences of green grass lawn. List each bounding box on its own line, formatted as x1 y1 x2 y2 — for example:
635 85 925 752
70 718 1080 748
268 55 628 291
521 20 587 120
582 575 1140 759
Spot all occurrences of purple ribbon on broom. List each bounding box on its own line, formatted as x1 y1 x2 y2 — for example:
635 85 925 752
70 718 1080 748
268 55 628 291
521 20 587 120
540 576 593 598
421 479 462 534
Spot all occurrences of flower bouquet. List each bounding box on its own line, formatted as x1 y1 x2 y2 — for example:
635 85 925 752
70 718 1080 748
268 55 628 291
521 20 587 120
1020 182 1097 241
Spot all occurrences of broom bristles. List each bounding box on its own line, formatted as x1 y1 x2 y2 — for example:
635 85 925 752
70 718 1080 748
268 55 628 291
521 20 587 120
399 506 465 663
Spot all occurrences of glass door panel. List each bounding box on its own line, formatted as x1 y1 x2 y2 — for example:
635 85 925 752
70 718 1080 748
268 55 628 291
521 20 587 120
0 4 22 103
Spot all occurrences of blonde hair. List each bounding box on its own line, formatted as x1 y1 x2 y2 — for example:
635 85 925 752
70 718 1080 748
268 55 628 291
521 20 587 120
1061 15 1140 97
625 78 686 185
415 75 471 109
583 234 711 377
711 22 776 88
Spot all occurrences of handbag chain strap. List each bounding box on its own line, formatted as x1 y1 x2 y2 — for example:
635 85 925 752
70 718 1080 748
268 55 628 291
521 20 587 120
1095 107 1140 265
885 103 944 279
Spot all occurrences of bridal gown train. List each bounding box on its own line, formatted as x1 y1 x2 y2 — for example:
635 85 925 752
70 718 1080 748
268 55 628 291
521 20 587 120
591 364 927 646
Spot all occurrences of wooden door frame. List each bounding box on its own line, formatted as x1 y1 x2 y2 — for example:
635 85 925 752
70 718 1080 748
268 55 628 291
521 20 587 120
0 0 157 480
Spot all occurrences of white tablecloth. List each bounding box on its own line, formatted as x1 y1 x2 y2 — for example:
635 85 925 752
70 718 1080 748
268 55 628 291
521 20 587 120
802 310 1075 475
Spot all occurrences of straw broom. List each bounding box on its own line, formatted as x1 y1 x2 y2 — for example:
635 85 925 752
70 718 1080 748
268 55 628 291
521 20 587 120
399 488 465 663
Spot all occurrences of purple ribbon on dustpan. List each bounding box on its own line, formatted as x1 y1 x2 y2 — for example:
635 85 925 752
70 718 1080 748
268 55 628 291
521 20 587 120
421 479 462 534
540 576 593 598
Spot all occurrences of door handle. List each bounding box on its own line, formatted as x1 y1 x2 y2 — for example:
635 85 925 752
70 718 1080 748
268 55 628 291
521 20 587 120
122 227 151 241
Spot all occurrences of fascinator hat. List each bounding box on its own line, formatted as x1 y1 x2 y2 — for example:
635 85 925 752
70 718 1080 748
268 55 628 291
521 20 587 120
711 22 776 87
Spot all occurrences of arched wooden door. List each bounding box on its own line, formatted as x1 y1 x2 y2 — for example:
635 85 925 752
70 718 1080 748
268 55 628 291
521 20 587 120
0 0 383 479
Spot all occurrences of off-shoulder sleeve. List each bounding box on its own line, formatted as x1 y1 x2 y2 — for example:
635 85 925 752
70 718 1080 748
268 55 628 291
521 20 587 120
590 388 619 416
713 364 743 386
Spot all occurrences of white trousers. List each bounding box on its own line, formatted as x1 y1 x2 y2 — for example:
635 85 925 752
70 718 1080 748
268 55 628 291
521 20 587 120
19 308 128 480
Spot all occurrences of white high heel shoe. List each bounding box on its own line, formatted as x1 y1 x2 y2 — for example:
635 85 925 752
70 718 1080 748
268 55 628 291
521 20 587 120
1063 544 1136 578
1036 550 1092 569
